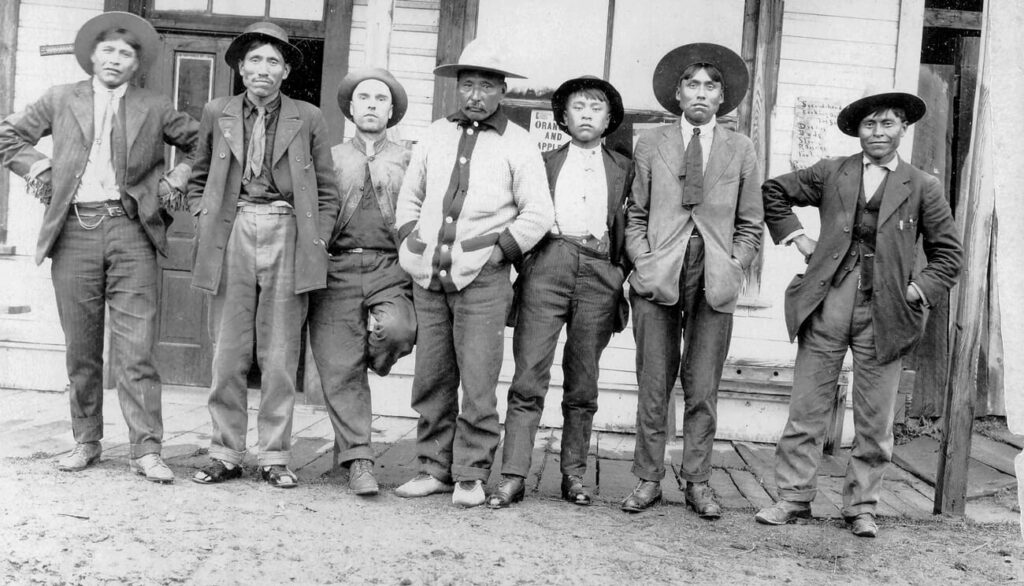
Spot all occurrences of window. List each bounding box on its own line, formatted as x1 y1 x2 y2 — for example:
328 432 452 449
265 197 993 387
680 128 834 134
153 0 325 21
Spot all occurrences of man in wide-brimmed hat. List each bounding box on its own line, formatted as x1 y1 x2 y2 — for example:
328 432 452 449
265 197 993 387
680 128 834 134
756 89 961 537
393 38 553 507
0 11 198 483
307 68 416 497
621 43 763 516
188 21 339 490
488 75 632 509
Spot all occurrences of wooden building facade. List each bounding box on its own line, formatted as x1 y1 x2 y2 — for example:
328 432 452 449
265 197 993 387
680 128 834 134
0 0 989 443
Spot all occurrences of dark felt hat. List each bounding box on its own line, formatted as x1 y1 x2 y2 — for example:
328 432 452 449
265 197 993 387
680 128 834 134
652 43 749 116
225 21 303 70
337 68 409 128
551 76 624 137
836 89 926 136
433 38 525 79
74 11 160 76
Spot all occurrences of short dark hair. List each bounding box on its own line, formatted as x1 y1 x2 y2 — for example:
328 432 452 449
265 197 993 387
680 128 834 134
239 39 289 65
864 106 907 124
678 63 726 96
94 28 142 58
565 88 608 106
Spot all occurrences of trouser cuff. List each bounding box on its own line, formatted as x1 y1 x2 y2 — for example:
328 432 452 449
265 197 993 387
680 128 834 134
258 451 291 467
71 415 104 444
129 442 161 459
419 459 453 484
338 446 374 465
209 445 246 467
631 462 666 482
777 488 816 503
451 463 490 483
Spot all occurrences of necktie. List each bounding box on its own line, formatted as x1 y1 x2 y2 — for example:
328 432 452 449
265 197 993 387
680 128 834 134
682 127 703 207
245 105 267 181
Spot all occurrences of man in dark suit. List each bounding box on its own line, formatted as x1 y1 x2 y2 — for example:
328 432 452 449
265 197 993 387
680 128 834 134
488 76 632 509
188 22 339 489
0 12 197 483
755 90 962 537
622 44 763 516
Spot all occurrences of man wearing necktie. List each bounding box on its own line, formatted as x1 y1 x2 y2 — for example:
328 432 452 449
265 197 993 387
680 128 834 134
0 12 198 483
393 39 553 507
187 22 340 489
489 76 632 509
756 90 961 537
621 44 763 515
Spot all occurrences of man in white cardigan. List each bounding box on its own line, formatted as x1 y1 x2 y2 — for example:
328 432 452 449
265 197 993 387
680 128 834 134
394 39 554 507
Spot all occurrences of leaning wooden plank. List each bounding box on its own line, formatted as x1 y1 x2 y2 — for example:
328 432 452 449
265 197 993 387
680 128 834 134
734 441 779 501
969 432 1018 476
814 476 845 519
985 428 1024 450
886 480 937 519
729 468 775 510
709 468 751 511
892 436 940 485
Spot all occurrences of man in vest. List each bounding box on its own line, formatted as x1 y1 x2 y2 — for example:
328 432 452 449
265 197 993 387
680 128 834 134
755 89 962 537
188 22 339 489
307 68 416 496
0 12 198 482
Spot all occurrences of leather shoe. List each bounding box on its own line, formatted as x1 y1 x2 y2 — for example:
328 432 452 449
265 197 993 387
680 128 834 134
348 459 378 496
561 475 592 506
452 480 486 508
621 479 662 512
129 453 174 484
685 481 722 519
395 473 454 498
755 500 812 525
487 475 525 509
57 442 102 472
848 513 878 538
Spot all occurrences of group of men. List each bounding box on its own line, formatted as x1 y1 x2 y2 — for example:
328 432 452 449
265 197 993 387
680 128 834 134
0 11 961 538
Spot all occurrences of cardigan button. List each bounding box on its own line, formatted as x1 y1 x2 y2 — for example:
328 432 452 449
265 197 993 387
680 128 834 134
219 152 226 158
306 211 312 217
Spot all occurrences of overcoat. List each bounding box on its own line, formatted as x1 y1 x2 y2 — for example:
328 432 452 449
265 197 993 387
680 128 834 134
762 154 962 363
187 93 340 295
0 80 197 264
624 123 763 313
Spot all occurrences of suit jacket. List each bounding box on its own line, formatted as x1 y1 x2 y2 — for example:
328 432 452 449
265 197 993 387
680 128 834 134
625 123 763 313
0 80 198 264
187 93 340 295
762 154 962 362
542 142 634 270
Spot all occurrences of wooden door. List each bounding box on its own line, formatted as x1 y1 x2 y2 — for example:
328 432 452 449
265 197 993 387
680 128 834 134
149 34 234 387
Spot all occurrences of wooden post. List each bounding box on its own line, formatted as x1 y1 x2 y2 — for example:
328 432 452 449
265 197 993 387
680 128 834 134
0 0 19 251
319 0 355 146
934 27 996 517
432 0 478 121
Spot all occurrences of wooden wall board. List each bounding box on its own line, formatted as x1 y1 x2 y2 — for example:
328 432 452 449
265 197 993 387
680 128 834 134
728 469 775 510
709 470 751 511
970 433 1020 475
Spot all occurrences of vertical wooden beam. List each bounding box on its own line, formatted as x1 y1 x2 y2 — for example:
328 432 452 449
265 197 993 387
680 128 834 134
0 0 19 250
320 0 354 145
603 0 616 81
432 0 478 120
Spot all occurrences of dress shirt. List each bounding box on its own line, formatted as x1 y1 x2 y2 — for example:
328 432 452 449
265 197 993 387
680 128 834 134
553 143 607 238
679 116 716 171
862 155 898 201
75 77 128 203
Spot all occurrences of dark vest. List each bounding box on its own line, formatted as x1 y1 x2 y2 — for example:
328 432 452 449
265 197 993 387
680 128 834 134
832 172 888 294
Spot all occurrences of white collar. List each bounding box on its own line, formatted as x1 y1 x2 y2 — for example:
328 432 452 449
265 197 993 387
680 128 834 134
92 77 129 100
680 116 716 138
862 154 899 173
568 142 602 157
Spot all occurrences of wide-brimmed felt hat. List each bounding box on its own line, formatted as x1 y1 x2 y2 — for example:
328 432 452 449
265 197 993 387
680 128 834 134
433 38 525 79
551 76 624 137
652 43 749 116
74 11 160 76
337 68 408 128
836 89 926 136
225 21 303 70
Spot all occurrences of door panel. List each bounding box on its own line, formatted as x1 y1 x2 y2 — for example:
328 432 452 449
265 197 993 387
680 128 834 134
151 34 233 387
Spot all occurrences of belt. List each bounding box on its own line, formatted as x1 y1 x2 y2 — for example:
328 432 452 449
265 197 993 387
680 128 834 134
237 202 294 215
329 247 396 255
546 233 610 259
73 201 125 217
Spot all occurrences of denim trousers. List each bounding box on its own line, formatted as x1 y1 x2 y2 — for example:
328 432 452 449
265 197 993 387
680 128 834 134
630 235 733 483
501 239 624 478
774 267 902 518
206 206 307 467
409 263 513 483
50 213 163 458
308 251 415 465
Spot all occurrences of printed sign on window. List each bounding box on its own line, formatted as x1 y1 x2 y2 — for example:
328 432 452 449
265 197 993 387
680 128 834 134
530 110 570 153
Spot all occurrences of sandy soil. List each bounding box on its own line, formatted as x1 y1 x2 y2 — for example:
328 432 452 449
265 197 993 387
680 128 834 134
1 454 1020 586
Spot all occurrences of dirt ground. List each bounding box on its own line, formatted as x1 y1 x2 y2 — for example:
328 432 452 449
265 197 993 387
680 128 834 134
1 454 1020 586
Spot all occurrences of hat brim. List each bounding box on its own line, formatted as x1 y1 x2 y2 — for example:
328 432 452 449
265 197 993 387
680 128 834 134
74 12 160 76
652 43 749 117
836 92 926 136
337 69 409 128
432 64 525 80
551 76 624 137
225 32 304 70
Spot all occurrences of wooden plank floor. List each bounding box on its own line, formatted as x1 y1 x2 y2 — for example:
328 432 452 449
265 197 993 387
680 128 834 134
0 387 1017 524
